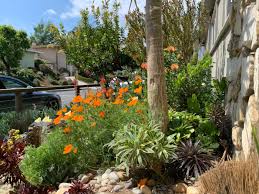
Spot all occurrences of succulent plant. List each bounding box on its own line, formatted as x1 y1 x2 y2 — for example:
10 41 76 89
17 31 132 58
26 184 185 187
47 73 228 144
67 180 94 194
171 140 214 179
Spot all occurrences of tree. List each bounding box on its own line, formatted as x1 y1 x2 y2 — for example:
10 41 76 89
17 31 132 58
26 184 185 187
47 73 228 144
146 0 169 131
31 21 56 45
126 0 206 64
0 25 30 74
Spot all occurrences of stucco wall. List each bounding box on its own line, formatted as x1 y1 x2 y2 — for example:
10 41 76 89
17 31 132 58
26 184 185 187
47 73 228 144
20 52 35 68
205 0 259 159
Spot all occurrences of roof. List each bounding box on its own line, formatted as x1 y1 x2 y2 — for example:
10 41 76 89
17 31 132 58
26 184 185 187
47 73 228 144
26 49 42 54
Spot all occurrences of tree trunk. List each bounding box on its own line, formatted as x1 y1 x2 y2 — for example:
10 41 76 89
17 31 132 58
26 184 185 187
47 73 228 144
146 0 169 132
1 57 10 75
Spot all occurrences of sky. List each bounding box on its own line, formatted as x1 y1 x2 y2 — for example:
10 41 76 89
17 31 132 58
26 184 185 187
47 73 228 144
0 0 145 35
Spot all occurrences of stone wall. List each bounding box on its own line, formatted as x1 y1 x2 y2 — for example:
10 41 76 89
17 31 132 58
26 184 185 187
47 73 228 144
204 0 259 159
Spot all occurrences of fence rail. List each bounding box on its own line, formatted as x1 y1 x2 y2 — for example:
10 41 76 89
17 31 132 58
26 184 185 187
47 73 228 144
0 84 100 112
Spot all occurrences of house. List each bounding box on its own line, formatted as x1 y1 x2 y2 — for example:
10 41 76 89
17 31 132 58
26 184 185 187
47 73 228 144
203 0 259 159
31 44 76 75
20 49 41 68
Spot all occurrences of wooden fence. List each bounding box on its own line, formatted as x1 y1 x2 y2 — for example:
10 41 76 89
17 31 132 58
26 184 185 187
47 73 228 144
0 84 100 112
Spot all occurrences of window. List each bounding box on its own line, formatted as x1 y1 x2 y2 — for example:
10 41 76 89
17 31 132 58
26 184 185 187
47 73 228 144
0 78 26 89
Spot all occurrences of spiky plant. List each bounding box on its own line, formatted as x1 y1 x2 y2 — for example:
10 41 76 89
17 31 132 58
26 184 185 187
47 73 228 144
68 180 94 194
171 140 214 179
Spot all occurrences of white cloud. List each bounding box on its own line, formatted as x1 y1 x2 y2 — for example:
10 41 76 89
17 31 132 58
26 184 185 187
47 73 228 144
61 0 145 19
44 9 57 16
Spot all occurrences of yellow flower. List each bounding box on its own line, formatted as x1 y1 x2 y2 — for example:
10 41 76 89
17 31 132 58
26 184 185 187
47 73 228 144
42 116 52 123
34 117 42 123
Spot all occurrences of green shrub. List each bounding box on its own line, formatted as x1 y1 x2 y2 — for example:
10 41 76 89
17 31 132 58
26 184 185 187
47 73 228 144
20 84 148 186
108 122 176 174
166 54 212 116
0 108 56 139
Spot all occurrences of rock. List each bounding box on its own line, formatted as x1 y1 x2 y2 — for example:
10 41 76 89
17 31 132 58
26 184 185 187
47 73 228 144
105 168 112 174
140 185 152 194
81 173 94 184
112 184 124 192
95 183 101 190
186 186 201 194
58 183 72 189
232 121 243 152
96 176 102 184
240 55 254 99
33 78 41 87
254 48 259 102
242 95 259 158
99 186 109 192
78 174 85 180
132 187 143 194
172 183 188 193
109 172 120 182
89 180 97 186
125 179 134 189
0 184 14 194
116 171 128 181
102 173 109 180
101 179 109 186
55 188 69 194
108 179 117 185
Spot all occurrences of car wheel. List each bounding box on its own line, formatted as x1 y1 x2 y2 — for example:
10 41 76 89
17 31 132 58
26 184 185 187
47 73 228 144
47 100 60 110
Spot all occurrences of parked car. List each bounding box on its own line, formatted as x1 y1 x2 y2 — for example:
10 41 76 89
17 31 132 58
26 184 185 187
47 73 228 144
0 75 61 112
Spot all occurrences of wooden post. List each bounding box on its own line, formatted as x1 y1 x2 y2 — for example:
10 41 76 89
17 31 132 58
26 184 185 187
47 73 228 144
15 92 23 112
75 86 80 96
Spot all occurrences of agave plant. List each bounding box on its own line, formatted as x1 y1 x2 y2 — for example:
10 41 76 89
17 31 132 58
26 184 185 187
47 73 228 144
171 140 214 179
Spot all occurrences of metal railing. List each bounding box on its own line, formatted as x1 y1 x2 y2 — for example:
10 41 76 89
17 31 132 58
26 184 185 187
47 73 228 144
0 84 100 112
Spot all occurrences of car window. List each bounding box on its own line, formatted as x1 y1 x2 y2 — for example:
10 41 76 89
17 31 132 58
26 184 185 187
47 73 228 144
0 78 26 89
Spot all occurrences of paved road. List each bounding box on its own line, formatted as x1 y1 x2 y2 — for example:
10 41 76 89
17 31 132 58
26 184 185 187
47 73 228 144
49 87 99 107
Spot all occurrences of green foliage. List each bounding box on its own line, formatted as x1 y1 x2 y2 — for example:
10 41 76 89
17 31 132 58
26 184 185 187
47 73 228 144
31 21 56 45
0 25 30 73
166 54 212 116
20 87 148 186
0 108 56 139
168 110 219 150
108 122 176 174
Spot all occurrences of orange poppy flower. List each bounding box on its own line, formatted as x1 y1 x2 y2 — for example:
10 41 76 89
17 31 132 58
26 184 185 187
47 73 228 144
63 111 73 120
63 144 73 154
134 86 143 94
71 104 78 111
53 115 62 125
99 111 105 118
127 98 138 106
113 97 124 105
83 96 93 104
57 107 67 116
72 95 83 103
135 79 142 85
64 127 72 134
164 46 176 52
73 148 78 154
72 115 84 122
136 109 143 114
138 178 148 187
170 64 179 71
105 88 113 98
91 122 97 127
93 99 102 107
76 106 83 112
96 91 103 98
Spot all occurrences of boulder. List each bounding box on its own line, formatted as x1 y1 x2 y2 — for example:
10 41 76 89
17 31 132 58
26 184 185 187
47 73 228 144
242 95 259 158
58 183 72 189
108 172 119 182
232 121 243 158
254 48 259 101
172 183 188 193
186 186 202 194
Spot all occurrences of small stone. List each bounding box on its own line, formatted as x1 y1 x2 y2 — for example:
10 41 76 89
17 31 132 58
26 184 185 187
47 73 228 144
140 185 152 194
109 172 120 182
58 183 72 189
99 186 108 192
81 173 94 184
116 171 128 181
112 184 124 192
108 179 117 185
78 174 85 180
125 179 134 189
101 179 109 186
105 168 112 174
186 186 201 194
95 184 101 189
55 188 69 194
132 187 143 194
96 176 102 184
102 173 109 180
173 183 187 193
89 180 97 185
